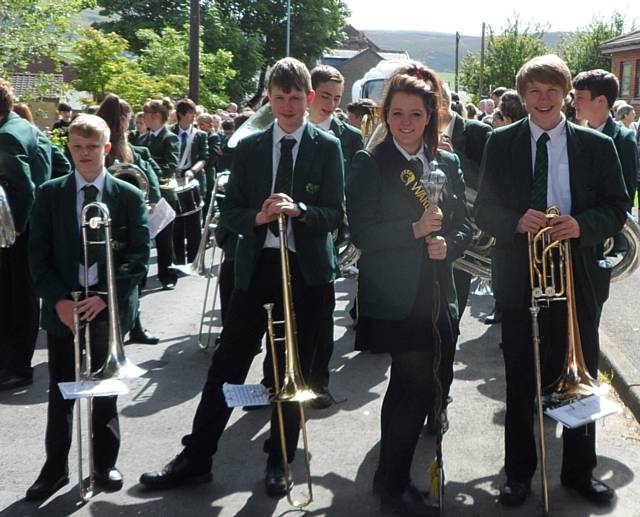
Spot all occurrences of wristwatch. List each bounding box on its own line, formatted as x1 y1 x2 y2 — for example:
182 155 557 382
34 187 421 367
296 201 308 221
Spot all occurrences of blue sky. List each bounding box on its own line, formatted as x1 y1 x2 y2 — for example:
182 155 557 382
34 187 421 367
344 0 637 36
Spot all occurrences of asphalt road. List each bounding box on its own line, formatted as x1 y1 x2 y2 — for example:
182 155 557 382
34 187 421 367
1 250 639 517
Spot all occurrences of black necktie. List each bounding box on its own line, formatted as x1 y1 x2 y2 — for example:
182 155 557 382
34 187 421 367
270 137 296 236
409 157 424 179
530 133 550 211
82 185 99 268
180 132 188 160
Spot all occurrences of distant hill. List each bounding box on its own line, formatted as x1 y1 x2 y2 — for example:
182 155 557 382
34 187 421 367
363 30 567 73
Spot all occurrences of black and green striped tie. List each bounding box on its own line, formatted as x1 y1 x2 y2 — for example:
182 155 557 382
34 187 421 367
530 132 550 211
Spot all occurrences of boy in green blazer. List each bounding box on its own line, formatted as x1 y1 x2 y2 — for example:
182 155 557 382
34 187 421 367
26 114 150 501
140 57 344 497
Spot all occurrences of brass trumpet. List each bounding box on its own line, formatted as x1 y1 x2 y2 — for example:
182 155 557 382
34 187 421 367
263 213 316 509
528 206 599 516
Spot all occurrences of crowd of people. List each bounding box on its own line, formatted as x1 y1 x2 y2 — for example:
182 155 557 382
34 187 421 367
0 51 638 516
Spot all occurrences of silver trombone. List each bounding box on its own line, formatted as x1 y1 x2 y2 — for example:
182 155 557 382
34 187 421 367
69 202 146 501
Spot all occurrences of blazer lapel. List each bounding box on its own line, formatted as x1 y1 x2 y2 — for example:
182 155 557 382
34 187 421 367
292 123 318 200
257 125 275 201
62 174 81 264
512 119 534 208
565 122 585 213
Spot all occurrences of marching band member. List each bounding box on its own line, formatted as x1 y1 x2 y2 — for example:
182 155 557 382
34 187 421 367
475 54 629 508
96 93 161 345
170 98 210 265
0 79 51 391
139 57 344 497
26 115 149 501
307 64 364 408
140 98 180 290
346 62 471 516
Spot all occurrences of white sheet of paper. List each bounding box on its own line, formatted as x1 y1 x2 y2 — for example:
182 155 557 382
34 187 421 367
223 383 270 408
148 198 176 239
545 394 621 428
58 379 129 399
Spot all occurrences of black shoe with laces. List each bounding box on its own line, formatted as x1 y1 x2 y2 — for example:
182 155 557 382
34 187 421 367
139 454 212 489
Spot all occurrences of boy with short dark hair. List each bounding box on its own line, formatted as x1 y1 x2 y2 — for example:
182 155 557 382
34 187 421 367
140 57 344 497
476 54 629 508
26 114 150 501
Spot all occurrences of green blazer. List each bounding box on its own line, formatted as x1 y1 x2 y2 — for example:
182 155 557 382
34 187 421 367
329 117 363 171
475 118 629 315
221 122 345 290
170 124 210 167
206 130 223 173
0 112 52 231
140 127 179 179
29 173 150 337
450 112 492 190
130 144 162 204
346 137 472 322
602 116 638 204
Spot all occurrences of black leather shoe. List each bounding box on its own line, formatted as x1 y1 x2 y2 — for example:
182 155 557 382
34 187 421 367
94 467 123 491
379 483 439 516
309 388 334 410
139 455 212 489
129 327 160 345
562 476 615 505
483 309 503 325
0 372 33 391
499 479 531 507
265 464 291 498
25 473 69 501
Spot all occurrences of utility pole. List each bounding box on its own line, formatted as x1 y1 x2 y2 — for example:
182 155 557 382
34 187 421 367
479 22 485 99
454 32 460 93
188 0 200 103
286 0 291 57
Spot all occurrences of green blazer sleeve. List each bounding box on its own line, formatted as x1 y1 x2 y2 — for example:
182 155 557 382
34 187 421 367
50 143 72 178
192 130 210 165
604 117 637 205
0 148 34 233
130 144 162 204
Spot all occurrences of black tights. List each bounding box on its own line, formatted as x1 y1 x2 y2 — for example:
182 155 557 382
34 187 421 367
376 347 436 494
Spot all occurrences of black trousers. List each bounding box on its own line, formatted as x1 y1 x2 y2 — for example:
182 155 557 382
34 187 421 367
156 221 177 285
308 283 336 391
218 259 235 325
181 249 333 467
42 319 120 478
376 348 437 494
173 212 202 265
502 302 598 484
453 268 471 319
0 229 39 376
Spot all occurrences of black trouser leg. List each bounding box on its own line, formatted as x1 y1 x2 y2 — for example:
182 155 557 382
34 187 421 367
377 348 435 494
453 268 471 319
156 222 177 284
309 283 336 392
185 211 202 263
218 260 235 326
172 218 187 265
0 230 39 377
43 320 119 478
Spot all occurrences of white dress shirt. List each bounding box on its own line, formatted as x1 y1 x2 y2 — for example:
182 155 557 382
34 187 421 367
263 120 307 251
76 169 107 286
529 114 571 216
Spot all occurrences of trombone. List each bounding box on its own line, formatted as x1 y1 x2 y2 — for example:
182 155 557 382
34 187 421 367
69 202 146 501
263 213 316 509
528 206 599 516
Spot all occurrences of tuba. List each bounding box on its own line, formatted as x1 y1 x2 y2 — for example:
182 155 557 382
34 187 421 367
108 162 150 201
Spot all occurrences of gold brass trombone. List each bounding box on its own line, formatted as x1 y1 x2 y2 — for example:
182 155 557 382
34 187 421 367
263 213 316 509
528 206 600 516
68 202 146 501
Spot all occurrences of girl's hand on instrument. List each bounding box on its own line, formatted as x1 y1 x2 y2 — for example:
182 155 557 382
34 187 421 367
55 299 76 334
516 209 547 234
76 296 107 322
426 235 447 260
413 206 443 239
549 215 580 240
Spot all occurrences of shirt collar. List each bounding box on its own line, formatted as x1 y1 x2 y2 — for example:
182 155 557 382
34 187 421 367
392 137 428 168
179 125 193 137
75 168 108 194
151 126 164 137
529 113 566 142
273 118 307 145
444 115 455 138
315 115 333 132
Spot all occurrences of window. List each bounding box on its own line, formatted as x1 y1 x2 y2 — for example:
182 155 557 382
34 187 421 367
635 60 640 97
620 61 632 96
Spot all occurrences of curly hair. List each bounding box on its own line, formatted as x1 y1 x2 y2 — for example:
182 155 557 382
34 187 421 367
0 79 15 116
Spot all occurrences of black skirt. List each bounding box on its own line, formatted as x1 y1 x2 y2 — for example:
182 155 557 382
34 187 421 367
355 260 453 353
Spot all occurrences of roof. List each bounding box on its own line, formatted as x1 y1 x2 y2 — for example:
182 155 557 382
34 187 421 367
599 30 640 54
377 51 410 60
8 73 65 98
321 47 410 65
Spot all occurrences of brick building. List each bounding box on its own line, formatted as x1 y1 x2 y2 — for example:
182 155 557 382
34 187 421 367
599 30 640 112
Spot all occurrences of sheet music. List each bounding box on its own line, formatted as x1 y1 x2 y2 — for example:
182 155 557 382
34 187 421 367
148 198 176 239
223 383 270 408
545 394 621 428
58 379 129 399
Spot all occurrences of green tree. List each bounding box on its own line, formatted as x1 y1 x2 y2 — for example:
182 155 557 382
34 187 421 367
558 12 629 77
72 28 130 102
0 0 94 74
460 16 548 96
